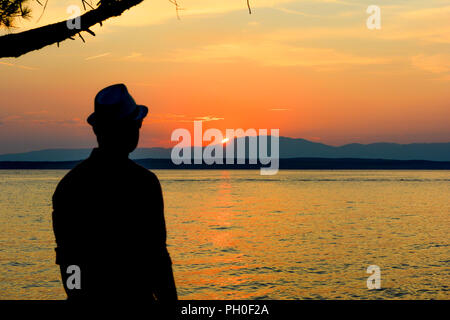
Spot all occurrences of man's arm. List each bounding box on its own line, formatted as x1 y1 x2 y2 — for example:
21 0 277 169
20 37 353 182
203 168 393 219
52 179 86 300
150 173 178 301
152 247 178 301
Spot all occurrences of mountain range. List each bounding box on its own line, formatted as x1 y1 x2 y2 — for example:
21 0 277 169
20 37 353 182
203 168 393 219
0 137 449 162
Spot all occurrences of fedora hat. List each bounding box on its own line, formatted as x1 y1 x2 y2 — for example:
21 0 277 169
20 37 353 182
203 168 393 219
87 83 148 126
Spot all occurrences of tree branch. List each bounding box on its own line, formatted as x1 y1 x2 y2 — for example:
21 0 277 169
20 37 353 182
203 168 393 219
0 0 144 58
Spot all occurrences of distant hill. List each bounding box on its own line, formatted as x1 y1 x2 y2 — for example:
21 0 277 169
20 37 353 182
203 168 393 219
276 137 450 161
0 137 449 161
0 147 172 162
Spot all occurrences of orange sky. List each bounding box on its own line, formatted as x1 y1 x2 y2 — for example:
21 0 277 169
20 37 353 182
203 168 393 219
0 0 449 153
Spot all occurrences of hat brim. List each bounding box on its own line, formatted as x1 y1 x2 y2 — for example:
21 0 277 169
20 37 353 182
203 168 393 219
87 105 148 126
135 105 149 121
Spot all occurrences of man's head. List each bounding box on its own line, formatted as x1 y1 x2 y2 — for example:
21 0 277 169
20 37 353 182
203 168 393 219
87 84 148 154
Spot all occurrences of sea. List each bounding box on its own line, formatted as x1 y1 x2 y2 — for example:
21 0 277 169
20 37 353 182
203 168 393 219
0 169 449 300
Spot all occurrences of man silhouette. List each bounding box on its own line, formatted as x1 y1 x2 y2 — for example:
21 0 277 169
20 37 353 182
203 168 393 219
52 84 177 302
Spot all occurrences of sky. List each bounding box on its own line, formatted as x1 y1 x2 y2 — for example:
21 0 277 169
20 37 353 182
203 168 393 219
0 0 449 153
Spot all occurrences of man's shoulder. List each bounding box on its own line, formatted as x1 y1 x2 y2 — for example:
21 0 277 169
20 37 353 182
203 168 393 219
128 160 160 184
53 159 92 197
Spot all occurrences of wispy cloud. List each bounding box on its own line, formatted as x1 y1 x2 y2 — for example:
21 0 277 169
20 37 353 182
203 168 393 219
30 118 85 126
435 74 450 81
24 110 49 116
85 52 111 61
0 113 85 127
0 61 38 70
157 42 390 68
194 116 224 122
0 115 22 122
411 54 450 73
122 52 143 60
400 4 450 20
270 108 290 111
145 113 223 124
147 113 186 123
275 7 319 17
371 4 450 44
247 21 260 27
107 0 300 27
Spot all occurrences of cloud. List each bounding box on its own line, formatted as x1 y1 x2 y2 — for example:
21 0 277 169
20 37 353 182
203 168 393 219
24 110 49 115
275 7 319 17
9 0 359 31
0 115 22 122
30 118 85 126
122 52 143 60
371 5 450 44
411 54 450 73
105 0 301 27
400 5 450 21
157 42 390 68
270 108 290 111
146 113 187 123
0 113 85 127
85 52 111 60
250 4 450 45
145 113 223 124
194 116 224 122
0 61 38 70
313 0 353 4
436 74 450 81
